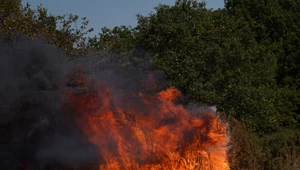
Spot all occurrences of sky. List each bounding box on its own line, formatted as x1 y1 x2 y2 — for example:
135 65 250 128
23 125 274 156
22 0 224 37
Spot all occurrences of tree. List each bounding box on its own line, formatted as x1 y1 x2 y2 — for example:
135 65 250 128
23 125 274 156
135 0 299 134
0 1 93 56
225 0 300 89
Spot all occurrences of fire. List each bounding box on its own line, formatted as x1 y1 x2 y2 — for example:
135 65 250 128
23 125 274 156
66 72 230 170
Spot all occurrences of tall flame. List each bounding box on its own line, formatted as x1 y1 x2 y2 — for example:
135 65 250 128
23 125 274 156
66 73 230 170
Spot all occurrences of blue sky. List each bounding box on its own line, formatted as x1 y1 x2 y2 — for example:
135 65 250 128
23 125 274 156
22 0 224 37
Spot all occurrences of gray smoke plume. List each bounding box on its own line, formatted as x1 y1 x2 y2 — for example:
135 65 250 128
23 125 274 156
0 38 99 170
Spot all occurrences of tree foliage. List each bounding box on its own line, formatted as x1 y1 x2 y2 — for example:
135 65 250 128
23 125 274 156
0 0 93 56
134 0 299 134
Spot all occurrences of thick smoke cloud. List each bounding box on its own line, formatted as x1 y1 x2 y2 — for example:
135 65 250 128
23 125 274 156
0 38 99 170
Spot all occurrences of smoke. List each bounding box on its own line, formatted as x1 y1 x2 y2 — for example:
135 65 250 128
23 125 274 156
65 48 167 94
0 38 99 170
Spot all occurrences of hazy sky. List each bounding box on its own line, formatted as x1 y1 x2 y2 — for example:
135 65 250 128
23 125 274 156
22 0 224 36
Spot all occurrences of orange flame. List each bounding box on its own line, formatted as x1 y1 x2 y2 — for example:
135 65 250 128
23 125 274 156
67 74 230 170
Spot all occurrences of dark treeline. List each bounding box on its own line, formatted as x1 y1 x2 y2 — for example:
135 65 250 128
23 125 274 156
1 0 300 169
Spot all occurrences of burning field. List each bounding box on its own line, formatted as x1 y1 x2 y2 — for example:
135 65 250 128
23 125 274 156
0 38 230 170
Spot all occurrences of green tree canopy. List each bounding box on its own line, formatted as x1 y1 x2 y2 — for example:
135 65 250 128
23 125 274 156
0 0 93 56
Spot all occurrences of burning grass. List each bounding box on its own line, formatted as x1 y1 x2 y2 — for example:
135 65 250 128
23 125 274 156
64 71 230 170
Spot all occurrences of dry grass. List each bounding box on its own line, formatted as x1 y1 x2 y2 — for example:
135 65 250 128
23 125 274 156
227 116 300 170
